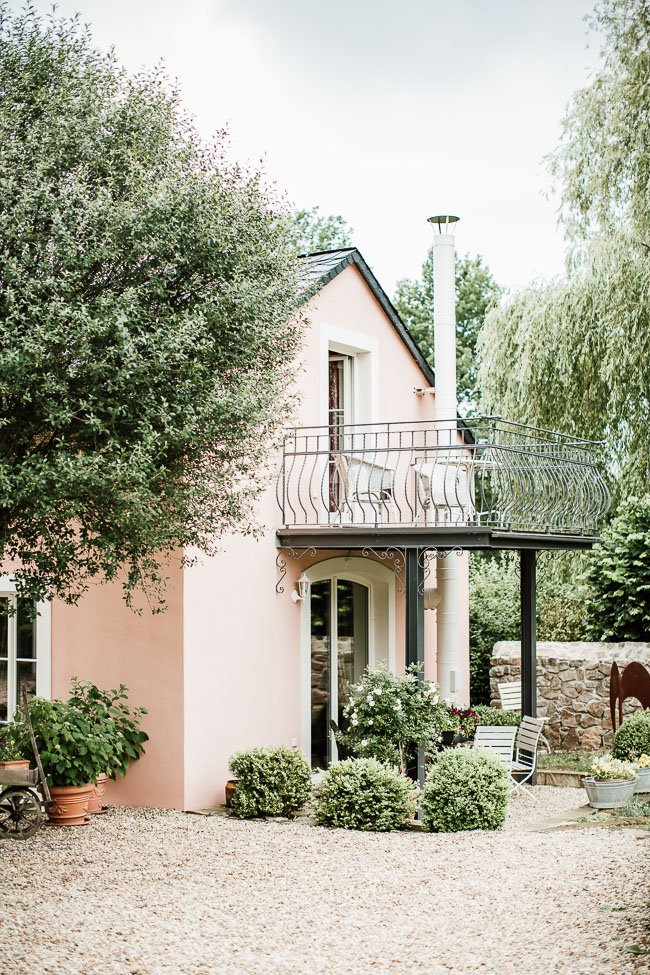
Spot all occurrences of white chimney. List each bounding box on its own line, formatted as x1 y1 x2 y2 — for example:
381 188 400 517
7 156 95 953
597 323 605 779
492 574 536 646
428 213 461 701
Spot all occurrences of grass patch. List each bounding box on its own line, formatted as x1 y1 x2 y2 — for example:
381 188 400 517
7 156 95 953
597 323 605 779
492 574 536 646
538 750 602 773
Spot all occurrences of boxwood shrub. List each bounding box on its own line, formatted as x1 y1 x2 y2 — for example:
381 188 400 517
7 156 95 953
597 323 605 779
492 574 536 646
228 746 312 819
421 747 509 832
472 705 521 727
611 712 650 761
314 758 417 831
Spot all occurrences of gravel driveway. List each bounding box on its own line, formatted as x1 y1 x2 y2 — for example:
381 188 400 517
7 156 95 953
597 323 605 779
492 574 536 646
1 787 648 975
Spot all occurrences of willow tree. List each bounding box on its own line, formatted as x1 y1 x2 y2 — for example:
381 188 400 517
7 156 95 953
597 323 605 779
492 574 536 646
478 0 650 503
0 7 303 609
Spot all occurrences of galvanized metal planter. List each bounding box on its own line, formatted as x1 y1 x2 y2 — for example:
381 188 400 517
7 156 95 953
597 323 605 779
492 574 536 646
583 776 637 809
633 767 650 794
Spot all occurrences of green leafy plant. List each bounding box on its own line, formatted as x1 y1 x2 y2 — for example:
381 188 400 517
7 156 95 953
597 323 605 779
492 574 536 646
472 705 521 728
228 746 312 819
314 758 417 831
335 665 443 775
583 498 650 640
67 678 148 778
0 723 27 762
421 747 509 832
11 697 116 787
611 711 650 761
590 755 636 780
0 6 303 610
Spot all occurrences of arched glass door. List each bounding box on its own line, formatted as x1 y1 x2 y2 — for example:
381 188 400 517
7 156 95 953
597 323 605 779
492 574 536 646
310 578 368 769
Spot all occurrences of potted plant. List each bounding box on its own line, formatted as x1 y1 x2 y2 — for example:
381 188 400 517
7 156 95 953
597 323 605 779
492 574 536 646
0 724 29 770
583 755 637 809
438 704 478 747
67 678 148 813
632 754 650 794
12 697 117 825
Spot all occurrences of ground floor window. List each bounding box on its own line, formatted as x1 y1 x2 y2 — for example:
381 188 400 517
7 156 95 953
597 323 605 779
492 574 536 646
0 591 50 722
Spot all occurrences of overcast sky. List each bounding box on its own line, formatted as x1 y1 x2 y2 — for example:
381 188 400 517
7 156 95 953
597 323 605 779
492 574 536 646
24 0 601 294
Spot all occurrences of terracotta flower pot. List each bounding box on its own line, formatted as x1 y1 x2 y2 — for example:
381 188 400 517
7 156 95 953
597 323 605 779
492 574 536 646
48 784 93 826
87 773 109 814
225 779 238 807
0 760 30 770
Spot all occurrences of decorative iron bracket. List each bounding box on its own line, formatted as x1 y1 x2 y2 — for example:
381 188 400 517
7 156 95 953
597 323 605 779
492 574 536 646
418 546 464 594
361 546 406 595
275 547 317 594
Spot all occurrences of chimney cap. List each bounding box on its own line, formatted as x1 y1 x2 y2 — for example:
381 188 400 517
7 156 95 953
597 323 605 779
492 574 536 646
427 214 460 234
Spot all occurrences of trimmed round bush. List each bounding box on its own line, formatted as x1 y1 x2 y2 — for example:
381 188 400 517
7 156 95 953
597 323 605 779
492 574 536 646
472 705 521 727
314 758 417 831
611 712 650 761
228 746 312 819
421 747 509 832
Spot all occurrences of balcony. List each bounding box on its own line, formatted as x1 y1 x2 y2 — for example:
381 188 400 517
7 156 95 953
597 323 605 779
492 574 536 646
276 417 610 550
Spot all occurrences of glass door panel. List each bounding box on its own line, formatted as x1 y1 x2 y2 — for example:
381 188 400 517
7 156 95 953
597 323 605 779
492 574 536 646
336 581 368 727
310 577 369 769
0 600 7 721
310 580 330 770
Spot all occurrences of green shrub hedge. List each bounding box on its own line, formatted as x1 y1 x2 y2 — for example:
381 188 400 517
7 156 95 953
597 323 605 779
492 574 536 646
472 705 521 727
228 746 312 819
314 758 417 831
611 712 650 761
421 747 509 832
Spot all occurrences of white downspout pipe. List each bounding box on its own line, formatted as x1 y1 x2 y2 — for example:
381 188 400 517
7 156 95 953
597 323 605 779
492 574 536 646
429 214 461 701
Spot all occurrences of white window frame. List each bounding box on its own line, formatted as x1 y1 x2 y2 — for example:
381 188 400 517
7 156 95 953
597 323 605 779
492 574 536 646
0 575 51 722
321 324 379 427
300 557 396 761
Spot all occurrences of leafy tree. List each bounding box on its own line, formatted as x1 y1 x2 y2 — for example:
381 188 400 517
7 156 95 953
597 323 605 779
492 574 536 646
479 0 650 502
548 0 650 241
0 6 303 609
583 496 650 640
394 251 500 412
469 552 585 705
284 206 353 253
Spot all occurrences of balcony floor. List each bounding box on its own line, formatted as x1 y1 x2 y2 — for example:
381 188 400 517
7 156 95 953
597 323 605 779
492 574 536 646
276 524 600 552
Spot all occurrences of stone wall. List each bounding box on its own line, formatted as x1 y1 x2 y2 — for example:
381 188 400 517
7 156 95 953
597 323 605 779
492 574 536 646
490 642 650 750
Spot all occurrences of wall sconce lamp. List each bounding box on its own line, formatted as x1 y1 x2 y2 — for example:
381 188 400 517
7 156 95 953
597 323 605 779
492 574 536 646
291 573 310 603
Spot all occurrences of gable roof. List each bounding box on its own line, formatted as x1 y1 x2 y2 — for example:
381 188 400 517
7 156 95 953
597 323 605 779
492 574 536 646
300 248 435 388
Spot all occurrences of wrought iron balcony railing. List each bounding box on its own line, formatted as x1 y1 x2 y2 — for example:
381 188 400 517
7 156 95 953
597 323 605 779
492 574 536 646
276 417 610 536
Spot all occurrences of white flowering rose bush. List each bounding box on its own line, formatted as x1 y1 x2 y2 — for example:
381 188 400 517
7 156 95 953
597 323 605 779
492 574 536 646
314 758 417 831
335 664 444 775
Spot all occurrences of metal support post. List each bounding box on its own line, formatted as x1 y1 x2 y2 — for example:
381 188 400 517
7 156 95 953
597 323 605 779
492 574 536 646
520 549 537 719
405 548 425 793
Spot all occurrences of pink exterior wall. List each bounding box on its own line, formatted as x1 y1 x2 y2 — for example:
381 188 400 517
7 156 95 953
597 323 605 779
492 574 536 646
44 260 470 810
181 264 470 808
51 565 185 809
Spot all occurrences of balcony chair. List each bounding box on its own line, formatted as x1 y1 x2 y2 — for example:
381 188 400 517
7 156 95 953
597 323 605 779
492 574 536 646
413 455 474 525
333 453 395 526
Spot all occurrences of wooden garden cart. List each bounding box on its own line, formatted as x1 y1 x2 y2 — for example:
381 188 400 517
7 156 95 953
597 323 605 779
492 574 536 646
0 693 51 839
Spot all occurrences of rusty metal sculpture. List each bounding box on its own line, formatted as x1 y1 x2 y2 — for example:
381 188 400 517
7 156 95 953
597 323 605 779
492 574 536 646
610 661 650 731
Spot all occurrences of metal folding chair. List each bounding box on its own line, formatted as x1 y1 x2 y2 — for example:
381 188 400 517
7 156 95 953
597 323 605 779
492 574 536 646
508 716 546 798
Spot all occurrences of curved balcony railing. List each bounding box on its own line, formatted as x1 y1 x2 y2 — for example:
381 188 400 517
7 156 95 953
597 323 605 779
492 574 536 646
276 417 610 536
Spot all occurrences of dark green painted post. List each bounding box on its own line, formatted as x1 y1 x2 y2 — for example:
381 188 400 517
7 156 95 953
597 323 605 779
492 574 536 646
520 549 537 719
405 548 425 793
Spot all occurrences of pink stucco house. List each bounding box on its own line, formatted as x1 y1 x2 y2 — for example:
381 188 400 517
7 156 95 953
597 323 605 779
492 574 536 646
2 234 609 809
